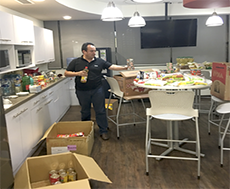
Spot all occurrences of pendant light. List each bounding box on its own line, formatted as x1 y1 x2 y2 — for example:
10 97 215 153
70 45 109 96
131 0 163 3
206 12 223 27
101 1 123 21
128 11 146 27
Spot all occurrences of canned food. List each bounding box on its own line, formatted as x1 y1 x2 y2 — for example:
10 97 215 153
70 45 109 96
60 172 68 183
68 171 77 181
49 170 57 177
54 181 62 185
67 168 74 174
50 173 60 185
58 169 65 175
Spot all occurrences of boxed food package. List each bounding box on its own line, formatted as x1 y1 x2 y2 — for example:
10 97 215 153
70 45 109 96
38 121 94 156
211 62 230 100
14 152 112 189
91 99 118 121
113 69 152 96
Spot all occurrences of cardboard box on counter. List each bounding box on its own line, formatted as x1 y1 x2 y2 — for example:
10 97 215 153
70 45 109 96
14 152 112 189
91 99 118 121
113 69 153 96
38 121 94 156
211 62 230 100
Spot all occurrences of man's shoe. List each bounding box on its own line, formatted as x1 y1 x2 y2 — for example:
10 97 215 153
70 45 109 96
100 133 109 140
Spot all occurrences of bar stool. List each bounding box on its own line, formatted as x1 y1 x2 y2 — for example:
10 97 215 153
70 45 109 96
146 90 201 178
105 76 149 139
215 102 230 166
208 95 226 134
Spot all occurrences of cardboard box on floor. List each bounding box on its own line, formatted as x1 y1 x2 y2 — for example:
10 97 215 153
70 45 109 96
113 69 154 96
14 152 112 189
38 121 94 156
211 62 230 100
91 98 118 121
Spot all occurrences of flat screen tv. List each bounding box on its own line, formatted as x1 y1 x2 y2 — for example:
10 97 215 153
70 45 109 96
140 19 197 49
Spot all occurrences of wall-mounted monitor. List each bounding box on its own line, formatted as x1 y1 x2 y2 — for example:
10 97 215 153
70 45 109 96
140 19 197 49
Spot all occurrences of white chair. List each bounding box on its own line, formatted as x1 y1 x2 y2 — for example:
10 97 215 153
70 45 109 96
215 102 230 166
146 90 201 178
208 95 226 135
105 76 149 139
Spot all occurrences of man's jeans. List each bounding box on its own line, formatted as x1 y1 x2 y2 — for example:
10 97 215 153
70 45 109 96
76 85 108 134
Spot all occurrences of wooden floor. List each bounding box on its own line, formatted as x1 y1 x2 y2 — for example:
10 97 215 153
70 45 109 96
37 97 230 189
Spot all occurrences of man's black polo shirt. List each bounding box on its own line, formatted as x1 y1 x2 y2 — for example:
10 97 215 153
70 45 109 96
66 56 112 91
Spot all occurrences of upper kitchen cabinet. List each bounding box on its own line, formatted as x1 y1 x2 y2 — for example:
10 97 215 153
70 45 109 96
44 28 55 62
34 26 55 65
13 15 35 45
0 11 15 44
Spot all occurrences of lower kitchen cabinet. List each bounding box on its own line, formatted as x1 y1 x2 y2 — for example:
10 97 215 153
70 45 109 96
5 78 71 175
5 100 33 175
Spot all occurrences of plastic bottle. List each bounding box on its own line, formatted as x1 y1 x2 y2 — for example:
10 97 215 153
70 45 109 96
15 77 22 93
2 79 11 96
80 66 89 83
22 73 30 92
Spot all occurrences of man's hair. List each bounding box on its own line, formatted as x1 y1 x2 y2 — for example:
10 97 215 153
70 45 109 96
81 42 95 52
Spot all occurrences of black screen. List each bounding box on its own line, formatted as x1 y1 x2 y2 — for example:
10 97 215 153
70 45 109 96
140 19 197 48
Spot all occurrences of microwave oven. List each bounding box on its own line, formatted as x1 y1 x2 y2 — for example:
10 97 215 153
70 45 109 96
0 50 10 71
15 50 32 68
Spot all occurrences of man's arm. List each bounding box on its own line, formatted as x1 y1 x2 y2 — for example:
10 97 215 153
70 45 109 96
64 70 87 77
109 64 128 71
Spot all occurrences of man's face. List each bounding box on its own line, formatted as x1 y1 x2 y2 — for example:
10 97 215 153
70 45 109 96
83 45 96 60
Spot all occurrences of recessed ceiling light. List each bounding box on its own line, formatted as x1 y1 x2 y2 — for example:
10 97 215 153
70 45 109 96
63 15 72 20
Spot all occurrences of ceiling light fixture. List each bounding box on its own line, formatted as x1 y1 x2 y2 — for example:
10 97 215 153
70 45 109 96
63 15 72 20
128 11 146 27
101 1 123 21
131 0 163 3
206 12 224 27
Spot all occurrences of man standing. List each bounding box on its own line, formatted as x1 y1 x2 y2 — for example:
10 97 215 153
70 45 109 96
64 42 128 140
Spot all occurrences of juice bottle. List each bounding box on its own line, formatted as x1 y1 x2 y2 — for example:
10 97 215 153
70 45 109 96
80 66 89 83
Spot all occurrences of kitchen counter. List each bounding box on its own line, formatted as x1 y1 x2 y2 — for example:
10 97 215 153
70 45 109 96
4 77 68 114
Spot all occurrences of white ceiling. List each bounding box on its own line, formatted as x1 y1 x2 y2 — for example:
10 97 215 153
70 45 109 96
0 0 229 21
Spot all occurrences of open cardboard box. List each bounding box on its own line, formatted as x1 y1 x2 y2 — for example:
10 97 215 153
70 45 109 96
113 69 154 96
14 152 112 189
38 121 94 156
211 62 230 100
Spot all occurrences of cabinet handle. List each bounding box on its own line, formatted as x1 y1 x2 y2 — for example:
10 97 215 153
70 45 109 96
21 108 28 114
42 95 47 99
45 100 52 105
0 38 11 41
49 91 53 95
13 112 20 118
37 60 45 63
37 107 42 112
34 100 40 105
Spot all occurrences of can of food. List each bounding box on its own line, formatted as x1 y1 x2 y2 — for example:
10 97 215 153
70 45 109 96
60 172 68 183
58 169 65 175
68 171 77 181
49 170 57 177
54 181 62 185
50 173 60 185
67 168 74 174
